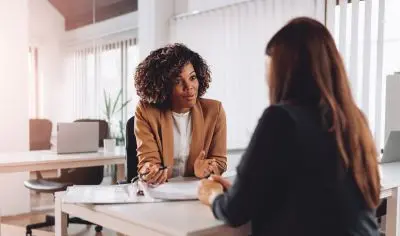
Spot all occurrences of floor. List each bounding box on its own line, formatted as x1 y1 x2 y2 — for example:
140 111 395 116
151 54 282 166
1 176 122 236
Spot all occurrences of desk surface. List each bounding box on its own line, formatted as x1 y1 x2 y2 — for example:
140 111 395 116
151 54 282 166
95 201 248 236
58 174 246 236
60 199 248 236
380 162 400 190
56 162 400 236
0 147 125 173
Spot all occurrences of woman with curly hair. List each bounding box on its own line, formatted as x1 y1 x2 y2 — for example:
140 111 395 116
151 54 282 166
134 43 227 184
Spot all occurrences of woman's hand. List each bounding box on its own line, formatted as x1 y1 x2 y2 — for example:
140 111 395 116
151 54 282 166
194 151 221 178
139 162 168 185
197 179 224 206
208 160 221 176
209 175 232 190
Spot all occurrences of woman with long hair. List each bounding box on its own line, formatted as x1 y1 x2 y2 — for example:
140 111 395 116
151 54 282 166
198 17 380 236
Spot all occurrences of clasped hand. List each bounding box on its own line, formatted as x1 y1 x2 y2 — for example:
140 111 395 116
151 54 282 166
194 151 220 178
138 162 168 185
197 175 232 206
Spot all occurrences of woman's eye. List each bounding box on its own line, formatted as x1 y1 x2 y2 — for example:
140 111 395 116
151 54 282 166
174 79 181 85
190 75 197 81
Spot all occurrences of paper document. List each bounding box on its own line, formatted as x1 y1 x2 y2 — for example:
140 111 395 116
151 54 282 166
62 184 160 204
62 177 203 204
145 178 200 200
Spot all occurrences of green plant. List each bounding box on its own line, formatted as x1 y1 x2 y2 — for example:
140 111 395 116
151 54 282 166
103 89 131 139
117 120 125 145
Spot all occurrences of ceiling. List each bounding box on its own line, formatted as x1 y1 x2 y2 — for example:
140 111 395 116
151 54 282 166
48 0 138 30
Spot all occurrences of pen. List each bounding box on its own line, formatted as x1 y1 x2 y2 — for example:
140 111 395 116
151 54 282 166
159 165 171 170
139 165 170 177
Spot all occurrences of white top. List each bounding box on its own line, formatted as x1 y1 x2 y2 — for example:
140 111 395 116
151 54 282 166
172 111 192 177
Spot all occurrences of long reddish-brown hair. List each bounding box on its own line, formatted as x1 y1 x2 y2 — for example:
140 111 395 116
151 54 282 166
266 17 380 208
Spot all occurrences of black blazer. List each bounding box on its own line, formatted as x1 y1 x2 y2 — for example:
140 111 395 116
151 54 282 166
212 104 379 236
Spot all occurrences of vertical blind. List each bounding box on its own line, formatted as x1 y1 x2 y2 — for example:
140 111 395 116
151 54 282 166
64 38 140 138
170 0 325 149
327 0 387 150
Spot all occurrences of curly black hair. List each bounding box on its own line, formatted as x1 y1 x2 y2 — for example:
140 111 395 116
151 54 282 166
134 43 211 106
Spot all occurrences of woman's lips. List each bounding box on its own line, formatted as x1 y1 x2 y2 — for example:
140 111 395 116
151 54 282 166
183 94 196 100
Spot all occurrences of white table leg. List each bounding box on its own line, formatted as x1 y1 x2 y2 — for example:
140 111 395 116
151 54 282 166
55 192 68 236
387 187 400 236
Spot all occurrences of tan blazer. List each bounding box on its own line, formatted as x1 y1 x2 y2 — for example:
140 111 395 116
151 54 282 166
134 98 227 177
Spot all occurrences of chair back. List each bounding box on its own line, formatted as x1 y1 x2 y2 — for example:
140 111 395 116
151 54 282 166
126 116 138 181
29 119 52 151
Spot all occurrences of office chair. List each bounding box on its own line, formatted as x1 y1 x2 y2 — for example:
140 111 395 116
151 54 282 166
117 116 138 184
23 119 108 236
29 119 52 151
126 116 138 182
29 119 53 188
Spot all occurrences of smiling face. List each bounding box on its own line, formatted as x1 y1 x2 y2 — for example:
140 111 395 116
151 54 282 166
170 63 199 113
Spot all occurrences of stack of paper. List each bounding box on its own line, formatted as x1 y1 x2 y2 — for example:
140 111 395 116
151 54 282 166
62 177 203 204
62 184 159 204
145 178 200 200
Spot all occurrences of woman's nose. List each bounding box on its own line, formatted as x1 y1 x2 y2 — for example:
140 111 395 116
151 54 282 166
184 80 194 90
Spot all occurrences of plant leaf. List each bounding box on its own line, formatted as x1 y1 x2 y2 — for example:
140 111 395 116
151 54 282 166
104 89 112 121
103 90 108 119
107 93 112 120
115 99 131 113
111 89 122 116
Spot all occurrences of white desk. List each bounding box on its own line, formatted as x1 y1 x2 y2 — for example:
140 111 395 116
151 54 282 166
0 147 125 216
380 162 400 236
0 147 125 173
55 193 250 236
54 162 400 236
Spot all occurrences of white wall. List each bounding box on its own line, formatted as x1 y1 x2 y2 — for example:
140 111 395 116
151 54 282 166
64 12 138 48
139 0 175 60
175 0 189 15
385 73 400 142
28 0 65 125
0 0 31 215
0 0 29 152
188 0 249 12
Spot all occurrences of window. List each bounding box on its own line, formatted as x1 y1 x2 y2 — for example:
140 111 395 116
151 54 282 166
65 38 140 144
332 0 390 150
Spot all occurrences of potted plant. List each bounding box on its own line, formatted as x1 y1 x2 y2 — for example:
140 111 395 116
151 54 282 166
103 89 131 153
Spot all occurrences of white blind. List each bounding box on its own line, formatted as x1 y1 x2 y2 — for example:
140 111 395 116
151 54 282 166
64 38 140 138
171 0 325 149
328 0 386 150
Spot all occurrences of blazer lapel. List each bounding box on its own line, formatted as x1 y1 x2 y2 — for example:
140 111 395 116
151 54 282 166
186 101 205 176
160 109 174 176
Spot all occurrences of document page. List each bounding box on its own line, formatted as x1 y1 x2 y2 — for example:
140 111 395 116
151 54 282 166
145 178 200 200
62 184 158 204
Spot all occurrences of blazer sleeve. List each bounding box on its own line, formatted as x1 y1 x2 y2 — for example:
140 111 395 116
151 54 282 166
134 102 162 170
208 102 227 174
211 105 295 227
